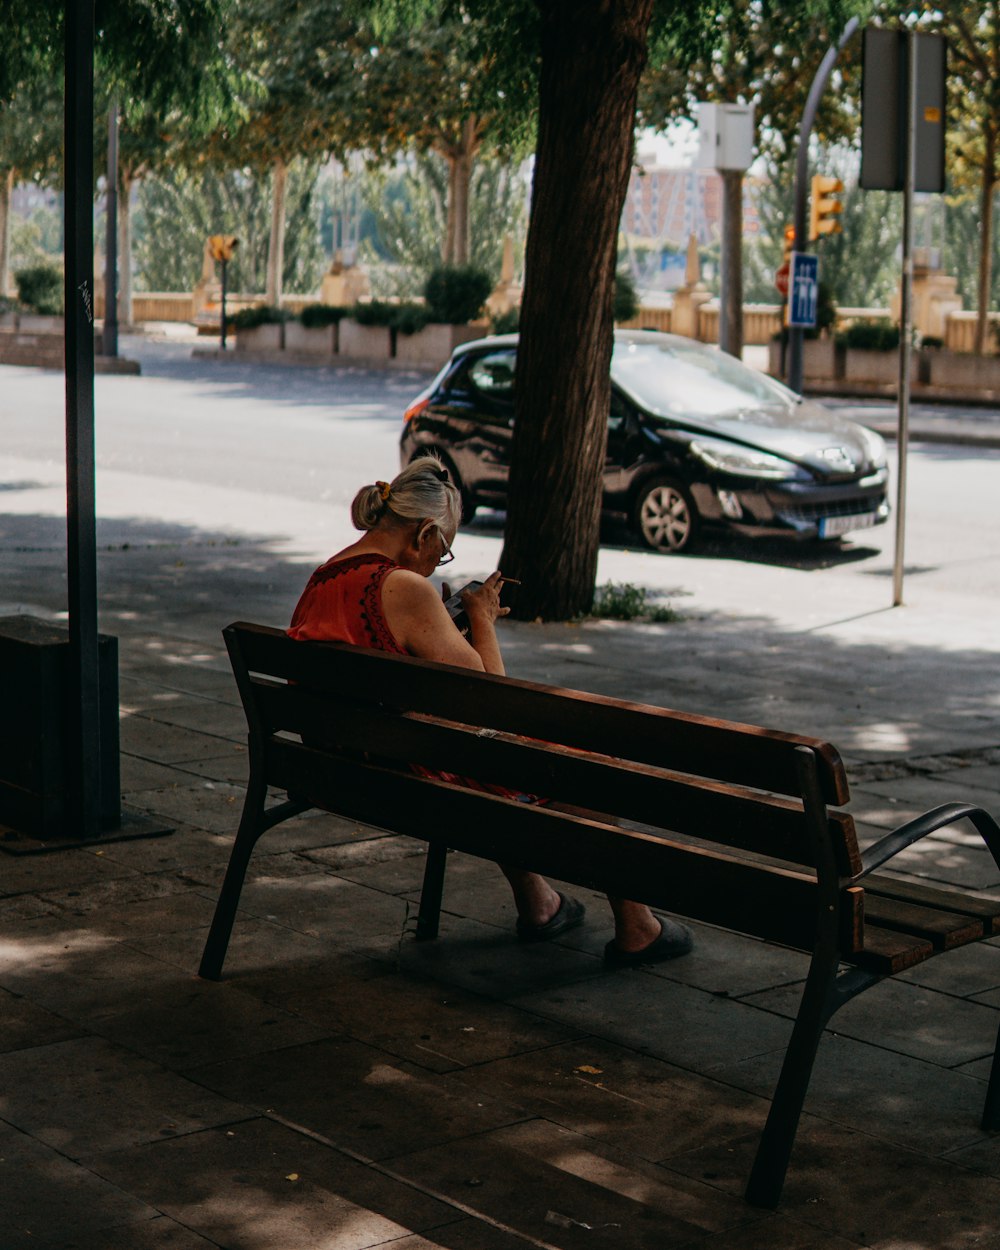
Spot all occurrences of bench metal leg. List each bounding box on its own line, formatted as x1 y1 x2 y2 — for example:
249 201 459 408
983 1015 1000 1131
416 841 448 941
745 950 840 1208
198 787 306 980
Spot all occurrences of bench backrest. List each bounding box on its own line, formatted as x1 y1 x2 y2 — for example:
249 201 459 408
225 622 864 954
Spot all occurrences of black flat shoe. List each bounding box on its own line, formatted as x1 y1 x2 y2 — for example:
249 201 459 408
516 892 586 942
604 918 693 968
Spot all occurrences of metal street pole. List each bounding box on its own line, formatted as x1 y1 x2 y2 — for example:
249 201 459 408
103 96 119 358
893 31 917 608
787 16 860 394
220 259 228 349
65 0 102 838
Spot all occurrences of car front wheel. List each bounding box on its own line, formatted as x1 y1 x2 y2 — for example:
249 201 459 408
633 477 699 553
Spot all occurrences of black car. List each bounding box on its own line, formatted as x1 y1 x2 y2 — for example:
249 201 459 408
400 330 890 553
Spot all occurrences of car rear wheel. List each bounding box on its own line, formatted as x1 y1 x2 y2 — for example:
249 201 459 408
411 449 476 525
633 477 699 553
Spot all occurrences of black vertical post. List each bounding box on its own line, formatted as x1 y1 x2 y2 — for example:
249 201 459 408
103 96 119 358
220 258 228 349
65 0 103 839
787 17 860 394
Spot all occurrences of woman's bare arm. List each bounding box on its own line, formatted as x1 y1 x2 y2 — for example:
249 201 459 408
381 570 508 674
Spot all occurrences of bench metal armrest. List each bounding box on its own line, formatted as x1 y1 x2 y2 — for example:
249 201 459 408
856 801 1000 879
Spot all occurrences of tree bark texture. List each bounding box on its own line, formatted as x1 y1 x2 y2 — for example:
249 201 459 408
499 0 654 621
440 116 479 265
975 136 996 356
118 170 133 327
719 168 744 358
0 168 12 297
266 158 288 307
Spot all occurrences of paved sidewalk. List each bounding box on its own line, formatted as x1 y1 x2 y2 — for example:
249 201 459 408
1 356 999 1247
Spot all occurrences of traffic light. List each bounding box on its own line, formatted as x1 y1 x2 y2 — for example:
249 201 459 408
782 224 795 263
809 176 844 241
208 234 239 262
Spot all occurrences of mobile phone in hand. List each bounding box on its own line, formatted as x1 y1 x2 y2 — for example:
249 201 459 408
444 580 483 634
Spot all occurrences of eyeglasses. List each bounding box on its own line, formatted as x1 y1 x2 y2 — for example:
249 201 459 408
436 529 455 566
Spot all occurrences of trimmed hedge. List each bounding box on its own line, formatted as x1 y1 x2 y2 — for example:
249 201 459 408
299 303 349 328
836 319 900 352
231 305 289 330
424 265 492 325
15 264 64 315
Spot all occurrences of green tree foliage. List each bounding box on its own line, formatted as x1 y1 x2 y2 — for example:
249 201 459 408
892 2 1000 353
132 160 323 294
360 153 527 293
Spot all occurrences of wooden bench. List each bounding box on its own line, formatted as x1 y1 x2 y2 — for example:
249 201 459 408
200 621 1000 1208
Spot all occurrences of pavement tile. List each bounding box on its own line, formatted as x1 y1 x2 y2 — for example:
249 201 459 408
36 867 198 916
225 869 414 950
168 746 253 785
0 1119 159 1250
0 846 141 897
897 940 1000 996
663 1116 1000 1248
944 1135 1000 1180
369 913 607 1000
88 1116 461 1250
79 824 235 875
119 715 241 764
851 774 1000 816
225 963 584 1073
710 1033 992 1155
445 1036 766 1161
183 1037 525 1160
85 975 329 1068
124 913 334 977
304 833 435 873
388 1118 755 1250
0 918 195 1017
0 985 84 1053
52 1216 224 1249
508 972 794 1072
130 696 245 739
743 976 1000 1067
0 1035 246 1157
123 780 249 835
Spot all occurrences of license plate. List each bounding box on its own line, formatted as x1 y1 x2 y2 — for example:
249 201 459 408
818 512 877 539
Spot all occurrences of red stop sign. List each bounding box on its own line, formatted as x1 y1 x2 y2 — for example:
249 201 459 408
775 261 790 297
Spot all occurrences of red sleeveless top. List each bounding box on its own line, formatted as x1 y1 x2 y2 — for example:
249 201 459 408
288 552 537 803
288 553 405 651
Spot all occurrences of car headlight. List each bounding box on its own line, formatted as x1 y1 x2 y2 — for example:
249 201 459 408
689 437 808 481
857 424 888 469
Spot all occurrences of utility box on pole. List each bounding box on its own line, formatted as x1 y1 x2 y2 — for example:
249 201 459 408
697 103 755 172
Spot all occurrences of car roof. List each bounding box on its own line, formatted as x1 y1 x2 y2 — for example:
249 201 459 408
449 328 694 359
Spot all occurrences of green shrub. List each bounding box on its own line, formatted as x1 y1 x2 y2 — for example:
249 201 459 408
424 265 492 324
920 334 944 350
836 319 900 352
231 305 288 330
351 299 398 327
0 294 16 317
392 302 432 335
613 269 639 322
15 263 63 315
490 307 520 335
590 581 679 623
299 303 349 328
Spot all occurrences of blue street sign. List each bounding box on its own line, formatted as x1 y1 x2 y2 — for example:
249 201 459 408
789 252 819 327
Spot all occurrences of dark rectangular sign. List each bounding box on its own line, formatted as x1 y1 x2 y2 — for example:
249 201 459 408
860 27 945 194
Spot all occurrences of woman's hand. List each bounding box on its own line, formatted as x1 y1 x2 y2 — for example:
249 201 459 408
462 571 510 626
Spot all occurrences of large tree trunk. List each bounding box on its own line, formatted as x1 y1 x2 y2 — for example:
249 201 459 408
266 157 288 306
499 0 654 621
719 169 744 357
975 136 996 356
0 168 13 297
440 116 478 265
118 170 134 327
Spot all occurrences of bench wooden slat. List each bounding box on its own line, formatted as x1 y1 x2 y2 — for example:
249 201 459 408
862 895 985 950
865 874 1000 935
853 925 936 974
265 736 865 955
252 681 863 876
228 623 850 805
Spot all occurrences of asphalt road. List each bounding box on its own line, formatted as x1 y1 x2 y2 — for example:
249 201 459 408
1 335 998 648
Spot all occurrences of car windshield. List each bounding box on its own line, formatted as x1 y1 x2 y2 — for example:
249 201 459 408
611 338 794 419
